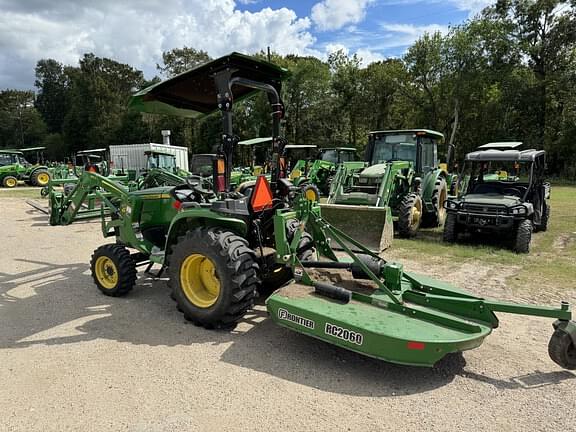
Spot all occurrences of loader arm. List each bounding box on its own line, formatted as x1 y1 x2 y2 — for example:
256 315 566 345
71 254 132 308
49 171 130 226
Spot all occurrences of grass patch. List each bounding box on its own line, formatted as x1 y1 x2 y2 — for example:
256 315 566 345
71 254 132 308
0 188 43 198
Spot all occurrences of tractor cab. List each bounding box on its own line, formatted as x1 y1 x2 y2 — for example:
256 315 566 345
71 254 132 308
318 147 356 164
145 150 178 172
76 148 110 176
444 142 549 253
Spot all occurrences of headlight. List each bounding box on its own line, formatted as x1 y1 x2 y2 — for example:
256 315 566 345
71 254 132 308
510 206 527 215
445 200 458 209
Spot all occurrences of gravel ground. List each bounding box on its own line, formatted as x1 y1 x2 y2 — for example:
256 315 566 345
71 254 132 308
1 197 575 432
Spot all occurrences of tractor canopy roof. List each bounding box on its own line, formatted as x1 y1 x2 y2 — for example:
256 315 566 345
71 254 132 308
77 148 107 155
144 150 176 157
0 149 23 155
477 142 523 150
465 148 545 162
285 144 318 150
320 147 356 152
129 52 289 119
238 137 272 146
369 129 444 140
19 146 46 152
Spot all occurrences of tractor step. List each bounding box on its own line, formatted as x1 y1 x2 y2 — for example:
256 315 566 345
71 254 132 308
266 281 492 367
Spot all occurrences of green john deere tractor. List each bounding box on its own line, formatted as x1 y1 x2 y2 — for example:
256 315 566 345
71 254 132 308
48 52 576 370
323 129 452 251
0 148 51 188
289 146 356 196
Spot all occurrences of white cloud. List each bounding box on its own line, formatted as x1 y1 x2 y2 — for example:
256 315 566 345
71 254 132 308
311 0 374 32
355 48 384 66
379 22 449 48
0 0 316 89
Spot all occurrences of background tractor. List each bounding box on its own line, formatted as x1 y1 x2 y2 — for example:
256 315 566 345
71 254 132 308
0 148 51 188
289 145 356 196
443 142 549 253
322 129 452 251
48 52 576 371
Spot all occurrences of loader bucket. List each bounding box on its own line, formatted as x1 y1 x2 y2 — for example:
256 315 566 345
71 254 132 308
320 203 393 252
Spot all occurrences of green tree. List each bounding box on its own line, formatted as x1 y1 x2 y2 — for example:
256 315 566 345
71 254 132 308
35 59 69 134
0 90 47 149
156 47 211 77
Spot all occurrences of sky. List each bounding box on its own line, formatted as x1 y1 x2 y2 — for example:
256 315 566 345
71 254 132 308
0 0 495 90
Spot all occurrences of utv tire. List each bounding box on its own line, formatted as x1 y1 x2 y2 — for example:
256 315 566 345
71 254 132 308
397 193 423 238
535 203 550 232
442 213 459 243
259 219 315 296
512 219 532 253
31 170 51 187
169 228 259 329
91 244 137 296
422 178 448 228
323 175 335 196
548 328 576 370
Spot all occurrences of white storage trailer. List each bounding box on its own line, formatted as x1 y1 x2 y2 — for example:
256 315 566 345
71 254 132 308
109 143 189 172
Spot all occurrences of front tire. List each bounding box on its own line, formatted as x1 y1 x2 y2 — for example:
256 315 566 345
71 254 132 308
397 193 423 238
443 212 459 243
301 183 321 202
512 219 532 253
90 244 137 296
2 176 18 188
169 228 259 329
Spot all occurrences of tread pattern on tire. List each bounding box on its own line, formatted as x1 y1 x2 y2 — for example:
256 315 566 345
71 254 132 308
397 193 422 238
442 212 458 243
169 228 259 329
423 178 447 228
548 329 576 370
90 244 137 297
513 219 532 253
2 175 18 188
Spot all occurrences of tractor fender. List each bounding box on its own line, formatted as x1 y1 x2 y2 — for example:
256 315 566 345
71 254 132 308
28 165 50 176
164 209 248 263
421 169 445 201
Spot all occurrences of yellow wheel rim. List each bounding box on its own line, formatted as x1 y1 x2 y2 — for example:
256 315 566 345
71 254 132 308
437 187 447 223
95 256 119 289
305 188 318 202
180 254 220 308
37 173 50 186
410 199 422 228
5 178 17 188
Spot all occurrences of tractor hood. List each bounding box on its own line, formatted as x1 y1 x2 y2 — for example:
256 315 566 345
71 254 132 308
459 194 522 207
359 164 388 178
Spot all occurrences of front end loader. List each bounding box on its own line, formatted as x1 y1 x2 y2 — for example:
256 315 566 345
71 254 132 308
322 130 450 251
52 52 576 370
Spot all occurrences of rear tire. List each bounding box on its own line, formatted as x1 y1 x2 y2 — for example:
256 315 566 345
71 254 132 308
397 193 423 238
442 212 459 243
90 244 137 296
31 170 51 187
423 178 448 228
512 219 532 253
2 176 18 188
535 203 550 232
548 328 576 370
169 228 259 329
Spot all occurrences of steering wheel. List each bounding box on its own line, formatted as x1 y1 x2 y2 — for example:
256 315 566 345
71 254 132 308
503 187 522 197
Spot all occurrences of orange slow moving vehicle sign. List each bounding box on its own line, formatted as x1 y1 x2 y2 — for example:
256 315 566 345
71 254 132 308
251 175 273 212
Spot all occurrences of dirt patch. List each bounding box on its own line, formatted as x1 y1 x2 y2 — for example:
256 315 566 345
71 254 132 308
553 233 574 250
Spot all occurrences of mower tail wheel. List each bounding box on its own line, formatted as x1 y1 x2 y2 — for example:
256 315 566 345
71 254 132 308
169 228 259 329
90 244 137 296
548 328 576 370
513 219 532 253
2 176 18 188
397 193 423 238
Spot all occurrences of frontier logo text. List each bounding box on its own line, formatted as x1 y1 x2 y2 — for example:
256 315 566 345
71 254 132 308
277 308 315 329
